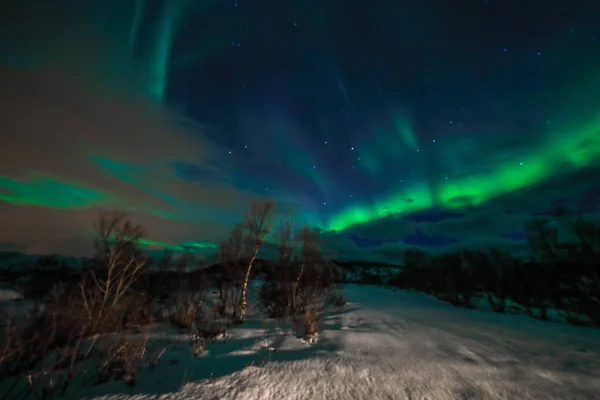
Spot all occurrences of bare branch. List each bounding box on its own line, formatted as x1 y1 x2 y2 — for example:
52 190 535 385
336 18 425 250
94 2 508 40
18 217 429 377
275 219 298 264
246 198 275 248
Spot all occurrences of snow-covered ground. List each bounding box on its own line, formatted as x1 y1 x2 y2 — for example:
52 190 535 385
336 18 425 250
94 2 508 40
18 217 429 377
60 284 598 400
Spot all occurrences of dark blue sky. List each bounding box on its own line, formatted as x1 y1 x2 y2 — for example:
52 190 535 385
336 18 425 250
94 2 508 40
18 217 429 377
0 0 599 258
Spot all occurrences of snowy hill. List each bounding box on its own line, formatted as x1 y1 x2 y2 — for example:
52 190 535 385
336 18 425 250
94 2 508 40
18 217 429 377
56 284 600 400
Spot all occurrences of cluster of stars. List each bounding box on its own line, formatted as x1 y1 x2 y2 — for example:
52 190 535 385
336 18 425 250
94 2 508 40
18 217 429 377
200 0 600 216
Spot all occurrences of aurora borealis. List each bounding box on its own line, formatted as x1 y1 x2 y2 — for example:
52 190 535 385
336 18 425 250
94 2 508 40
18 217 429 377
1 0 599 260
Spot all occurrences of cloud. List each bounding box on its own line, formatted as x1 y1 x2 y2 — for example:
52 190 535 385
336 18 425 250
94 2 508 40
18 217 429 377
402 229 461 248
0 66 261 256
402 208 466 223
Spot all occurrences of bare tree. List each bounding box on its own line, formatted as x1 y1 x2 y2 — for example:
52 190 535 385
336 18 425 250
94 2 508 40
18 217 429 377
82 211 147 332
216 224 248 317
156 249 173 272
526 218 560 262
238 199 275 321
292 224 320 310
218 224 247 265
275 219 298 264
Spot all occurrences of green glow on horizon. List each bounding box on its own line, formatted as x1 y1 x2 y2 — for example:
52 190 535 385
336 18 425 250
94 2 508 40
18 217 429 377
139 238 217 252
326 117 600 232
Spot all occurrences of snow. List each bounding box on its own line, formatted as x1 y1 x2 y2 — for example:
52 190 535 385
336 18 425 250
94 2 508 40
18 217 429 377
72 284 600 400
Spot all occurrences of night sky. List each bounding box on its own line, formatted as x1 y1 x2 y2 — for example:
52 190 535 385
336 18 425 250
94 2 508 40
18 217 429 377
1 0 599 261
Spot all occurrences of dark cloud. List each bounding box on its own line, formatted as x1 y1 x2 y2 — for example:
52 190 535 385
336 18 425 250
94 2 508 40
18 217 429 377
402 209 465 223
500 232 527 242
0 66 264 256
402 229 461 248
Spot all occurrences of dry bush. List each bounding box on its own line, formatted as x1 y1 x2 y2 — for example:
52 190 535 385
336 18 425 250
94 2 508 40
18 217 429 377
81 211 148 334
0 340 97 400
168 291 206 330
167 272 208 331
257 220 297 318
0 289 97 400
292 225 320 310
159 268 227 357
260 222 337 333
0 211 160 399
0 313 162 400
95 330 164 387
216 225 248 320
0 283 85 380
303 307 319 340
326 289 347 307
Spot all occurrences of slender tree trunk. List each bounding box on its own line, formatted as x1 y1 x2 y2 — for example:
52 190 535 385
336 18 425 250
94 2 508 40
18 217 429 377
239 246 259 321
292 262 305 313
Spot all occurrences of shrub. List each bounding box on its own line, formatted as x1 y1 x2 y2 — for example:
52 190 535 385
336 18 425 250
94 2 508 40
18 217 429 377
96 332 153 386
168 287 207 331
304 307 318 338
327 288 347 307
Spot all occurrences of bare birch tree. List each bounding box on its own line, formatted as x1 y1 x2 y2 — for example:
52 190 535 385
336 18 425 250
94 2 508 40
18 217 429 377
238 199 275 321
216 223 248 317
81 211 147 332
275 219 298 265
293 224 320 311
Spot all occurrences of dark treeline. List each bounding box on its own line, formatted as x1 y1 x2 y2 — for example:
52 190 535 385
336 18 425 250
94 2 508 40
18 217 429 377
343 207 599 328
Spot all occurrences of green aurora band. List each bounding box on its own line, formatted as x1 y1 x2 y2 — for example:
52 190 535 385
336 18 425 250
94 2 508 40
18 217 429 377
327 115 600 231
145 0 181 102
0 174 110 209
